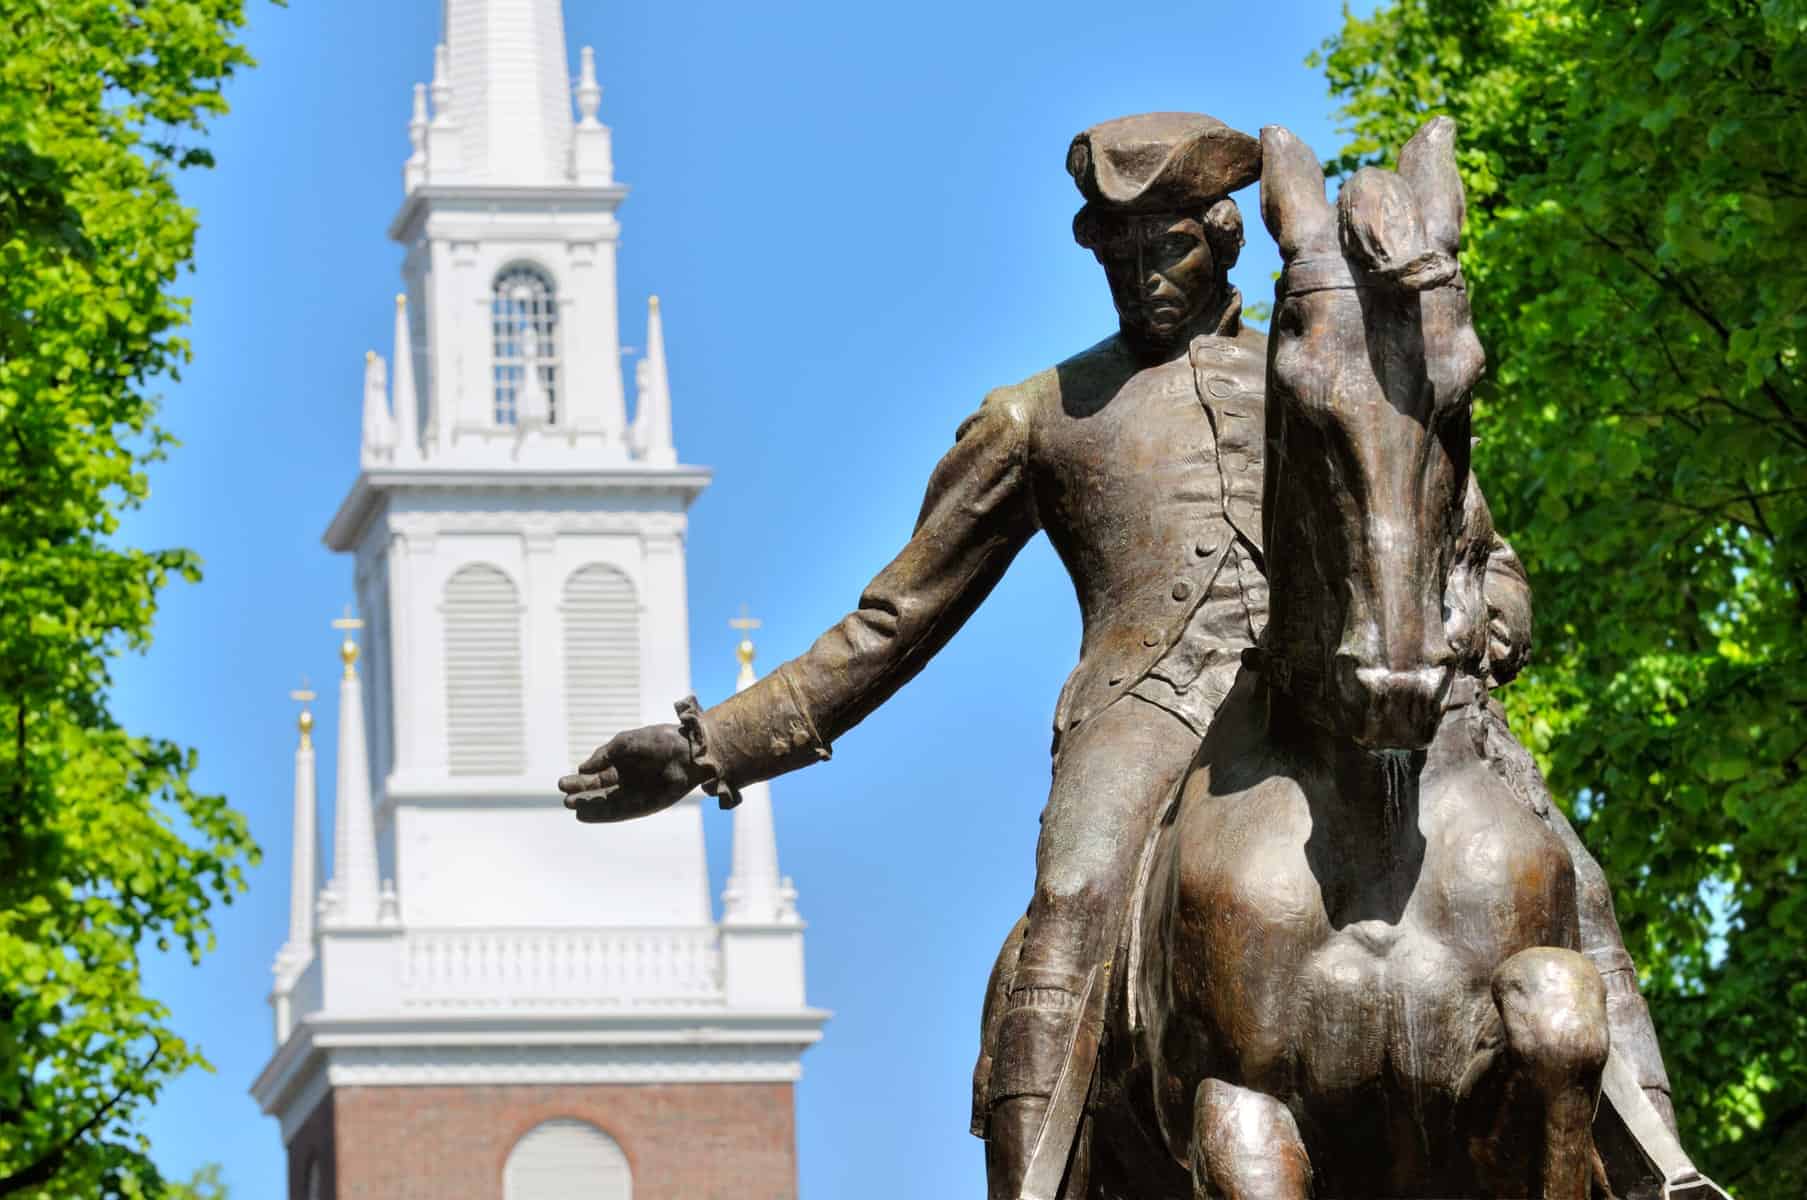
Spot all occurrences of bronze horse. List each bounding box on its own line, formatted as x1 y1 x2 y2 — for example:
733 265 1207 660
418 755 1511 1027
1049 121 1684 1200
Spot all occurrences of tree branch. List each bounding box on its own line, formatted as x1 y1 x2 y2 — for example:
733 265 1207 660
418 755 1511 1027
0 1039 162 1197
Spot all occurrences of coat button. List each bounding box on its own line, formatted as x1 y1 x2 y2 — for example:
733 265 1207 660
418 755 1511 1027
1172 580 1192 602
1195 539 1217 557
1143 631 1161 647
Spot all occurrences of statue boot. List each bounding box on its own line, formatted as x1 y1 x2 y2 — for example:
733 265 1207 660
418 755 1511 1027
986 986 1081 1200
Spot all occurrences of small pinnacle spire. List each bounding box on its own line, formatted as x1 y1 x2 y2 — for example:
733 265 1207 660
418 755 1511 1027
568 40 613 183
391 291 419 463
405 83 429 192
324 607 379 928
361 348 394 464
631 294 676 465
721 603 799 933
431 43 453 123
277 675 321 985
576 46 603 128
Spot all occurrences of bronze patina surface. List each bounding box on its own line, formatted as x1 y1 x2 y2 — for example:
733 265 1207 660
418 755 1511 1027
557 112 1718 1199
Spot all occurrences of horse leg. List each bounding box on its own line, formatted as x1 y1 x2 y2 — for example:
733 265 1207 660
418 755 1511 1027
1190 1079 1312 1200
1491 947 1609 1200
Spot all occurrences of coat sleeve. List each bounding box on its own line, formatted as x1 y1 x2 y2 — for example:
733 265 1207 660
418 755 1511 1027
685 388 1040 801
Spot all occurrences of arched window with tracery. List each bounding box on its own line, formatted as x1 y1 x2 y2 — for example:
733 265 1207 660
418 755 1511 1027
503 1119 632 1200
491 264 560 427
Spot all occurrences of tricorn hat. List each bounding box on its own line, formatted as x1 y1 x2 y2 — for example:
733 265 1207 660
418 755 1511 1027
1068 112 1261 213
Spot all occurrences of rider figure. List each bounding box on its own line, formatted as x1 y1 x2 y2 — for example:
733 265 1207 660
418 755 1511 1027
558 112 1676 1199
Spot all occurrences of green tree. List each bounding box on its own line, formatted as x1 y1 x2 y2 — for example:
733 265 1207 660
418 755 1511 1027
1314 0 1806 1192
0 2 260 1196
164 1165 227 1200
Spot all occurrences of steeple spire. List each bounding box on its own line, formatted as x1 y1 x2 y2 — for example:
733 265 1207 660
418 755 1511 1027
440 0 575 186
391 293 420 463
323 611 382 927
632 296 677 466
279 682 320 967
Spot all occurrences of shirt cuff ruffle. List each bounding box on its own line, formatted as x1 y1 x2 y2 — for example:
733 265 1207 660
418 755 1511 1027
675 694 742 810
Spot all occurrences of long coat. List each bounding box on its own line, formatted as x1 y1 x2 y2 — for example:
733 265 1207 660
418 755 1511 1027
686 317 1528 795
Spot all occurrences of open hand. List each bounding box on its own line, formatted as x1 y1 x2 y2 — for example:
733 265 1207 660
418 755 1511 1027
558 723 708 823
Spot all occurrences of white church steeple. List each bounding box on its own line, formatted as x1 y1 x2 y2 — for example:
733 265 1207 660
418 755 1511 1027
259 7 824 1186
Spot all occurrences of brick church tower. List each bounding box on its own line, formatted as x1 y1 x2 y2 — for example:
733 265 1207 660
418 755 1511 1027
250 3 826 1195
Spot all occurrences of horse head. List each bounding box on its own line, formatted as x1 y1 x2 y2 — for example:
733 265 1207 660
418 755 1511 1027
1257 118 1488 751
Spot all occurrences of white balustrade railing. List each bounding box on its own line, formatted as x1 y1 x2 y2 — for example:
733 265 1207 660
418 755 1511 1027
399 926 724 1011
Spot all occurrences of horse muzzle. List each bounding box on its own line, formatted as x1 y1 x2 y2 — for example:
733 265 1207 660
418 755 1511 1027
1326 660 1454 751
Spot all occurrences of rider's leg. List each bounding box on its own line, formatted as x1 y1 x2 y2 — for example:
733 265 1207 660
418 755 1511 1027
1190 1079 1312 1200
1491 947 1610 1200
1480 697 1678 1128
986 696 1198 1199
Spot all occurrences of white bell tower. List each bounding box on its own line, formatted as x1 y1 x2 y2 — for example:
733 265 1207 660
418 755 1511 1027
252 5 824 1195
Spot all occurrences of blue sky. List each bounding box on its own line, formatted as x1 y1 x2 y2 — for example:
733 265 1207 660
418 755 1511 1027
117 2 1359 1195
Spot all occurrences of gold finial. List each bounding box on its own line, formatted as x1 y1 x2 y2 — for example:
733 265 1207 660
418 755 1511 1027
729 605 761 668
332 606 364 678
395 292 407 309
365 349 377 363
649 294 661 313
290 678 316 747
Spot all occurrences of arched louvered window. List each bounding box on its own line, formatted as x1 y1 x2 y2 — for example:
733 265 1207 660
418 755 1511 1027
492 264 559 427
503 1119 632 1200
564 565 641 765
443 564 525 775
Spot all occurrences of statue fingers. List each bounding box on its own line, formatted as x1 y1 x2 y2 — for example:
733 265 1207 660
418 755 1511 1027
568 786 672 824
568 786 621 822
578 738 623 774
559 766 619 795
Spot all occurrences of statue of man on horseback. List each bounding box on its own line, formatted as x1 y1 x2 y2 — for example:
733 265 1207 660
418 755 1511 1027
557 111 1713 1198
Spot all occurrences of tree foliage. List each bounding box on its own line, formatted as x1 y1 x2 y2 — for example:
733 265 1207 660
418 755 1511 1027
0 2 259 1196
1315 0 1806 1191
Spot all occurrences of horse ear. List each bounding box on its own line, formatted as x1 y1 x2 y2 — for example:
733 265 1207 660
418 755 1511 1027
1397 117 1465 254
1260 125 1334 259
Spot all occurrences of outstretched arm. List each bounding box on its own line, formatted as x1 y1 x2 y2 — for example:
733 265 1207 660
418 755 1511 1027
561 387 1041 820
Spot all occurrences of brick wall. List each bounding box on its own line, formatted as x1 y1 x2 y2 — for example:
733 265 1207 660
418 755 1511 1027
289 1082 796 1200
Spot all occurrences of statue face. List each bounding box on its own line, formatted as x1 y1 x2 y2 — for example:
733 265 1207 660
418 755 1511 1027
1095 214 1218 348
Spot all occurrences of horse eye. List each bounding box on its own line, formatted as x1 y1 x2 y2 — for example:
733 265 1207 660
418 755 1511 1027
1277 301 1307 336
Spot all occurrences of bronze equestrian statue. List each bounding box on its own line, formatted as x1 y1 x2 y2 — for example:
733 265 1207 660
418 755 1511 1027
557 112 1710 1197
1067 120 1725 1200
